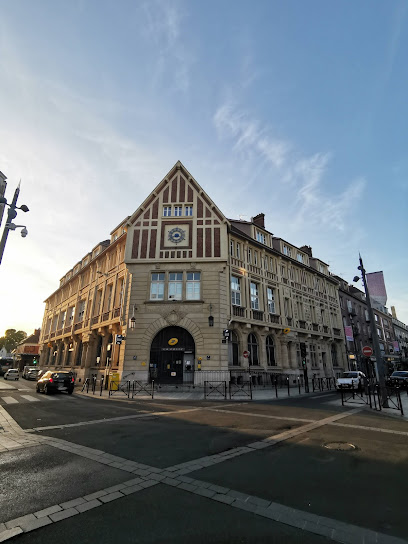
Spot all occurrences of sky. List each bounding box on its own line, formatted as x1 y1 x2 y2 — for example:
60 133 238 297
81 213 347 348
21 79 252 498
0 0 407 336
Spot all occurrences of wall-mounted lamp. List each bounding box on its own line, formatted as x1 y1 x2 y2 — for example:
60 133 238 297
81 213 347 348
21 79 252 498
129 304 137 329
208 303 214 327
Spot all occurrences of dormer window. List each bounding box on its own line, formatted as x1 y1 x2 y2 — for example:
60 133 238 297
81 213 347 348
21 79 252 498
174 206 182 217
283 245 292 257
256 231 266 244
296 253 304 263
163 206 172 217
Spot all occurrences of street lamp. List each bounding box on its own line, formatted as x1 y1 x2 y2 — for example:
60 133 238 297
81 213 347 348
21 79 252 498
353 254 388 407
0 182 29 265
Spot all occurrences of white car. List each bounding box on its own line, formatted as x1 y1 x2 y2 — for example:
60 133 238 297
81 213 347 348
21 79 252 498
4 369 19 381
336 371 365 391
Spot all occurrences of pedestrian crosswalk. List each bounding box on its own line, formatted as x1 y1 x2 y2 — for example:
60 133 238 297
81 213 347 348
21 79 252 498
0 393 60 405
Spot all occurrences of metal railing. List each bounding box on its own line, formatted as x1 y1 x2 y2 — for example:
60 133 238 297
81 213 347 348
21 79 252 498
340 383 404 416
109 380 131 398
132 380 154 399
204 381 227 400
229 380 252 400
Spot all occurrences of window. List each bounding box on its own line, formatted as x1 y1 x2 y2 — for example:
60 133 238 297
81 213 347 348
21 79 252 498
365 310 369 321
68 306 75 324
231 276 241 306
284 298 291 317
375 314 379 322
230 241 234 256
250 282 259 310
168 273 183 300
186 272 201 300
248 249 252 264
229 331 240 366
264 256 268 270
78 300 85 321
60 310 66 329
150 273 165 300
331 344 338 366
163 206 172 217
105 284 113 311
267 287 275 314
254 251 258 266
377 327 382 337
248 333 259 366
347 300 353 313
283 245 292 257
174 206 182 217
256 231 266 244
296 253 304 263
310 344 317 367
266 336 276 366
236 243 241 260
185 206 193 216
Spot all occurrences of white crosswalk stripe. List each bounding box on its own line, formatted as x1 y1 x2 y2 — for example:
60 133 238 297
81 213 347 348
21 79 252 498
1 397 19 404
20 395 41 402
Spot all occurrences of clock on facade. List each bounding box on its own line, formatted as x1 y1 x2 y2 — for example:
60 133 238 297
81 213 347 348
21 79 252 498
168 227 186 244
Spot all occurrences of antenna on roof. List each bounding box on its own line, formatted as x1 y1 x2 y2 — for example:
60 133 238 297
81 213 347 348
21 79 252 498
238 215 247 220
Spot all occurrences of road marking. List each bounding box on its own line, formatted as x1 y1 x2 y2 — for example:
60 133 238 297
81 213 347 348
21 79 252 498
329 421 408 437
1 397 19 404
207 408 315 423
20 395 40 402
308 393 336 399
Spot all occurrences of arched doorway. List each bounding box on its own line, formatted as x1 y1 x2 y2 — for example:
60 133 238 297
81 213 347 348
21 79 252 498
150 326 195 384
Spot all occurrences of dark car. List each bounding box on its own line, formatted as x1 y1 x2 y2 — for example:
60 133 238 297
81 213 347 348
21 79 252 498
36 371 75 395
387 371 408 389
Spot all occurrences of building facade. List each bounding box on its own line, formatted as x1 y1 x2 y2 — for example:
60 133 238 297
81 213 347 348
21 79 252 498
39 162 346 384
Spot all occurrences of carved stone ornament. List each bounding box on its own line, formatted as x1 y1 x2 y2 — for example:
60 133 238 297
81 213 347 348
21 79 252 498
165 310 184 325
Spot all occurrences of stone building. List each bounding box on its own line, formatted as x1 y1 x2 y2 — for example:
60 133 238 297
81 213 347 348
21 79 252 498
39 162 346 384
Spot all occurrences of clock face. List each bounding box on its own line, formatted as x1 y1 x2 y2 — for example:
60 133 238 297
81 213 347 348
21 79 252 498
168 227 186 244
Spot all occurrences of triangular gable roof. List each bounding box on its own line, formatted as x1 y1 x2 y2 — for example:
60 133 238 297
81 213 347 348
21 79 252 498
128 161 229 226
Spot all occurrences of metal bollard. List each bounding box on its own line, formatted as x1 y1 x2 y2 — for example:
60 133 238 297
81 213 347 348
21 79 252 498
275 378 278 398
287 377 290 396
100 376 104 396
298 376 301 394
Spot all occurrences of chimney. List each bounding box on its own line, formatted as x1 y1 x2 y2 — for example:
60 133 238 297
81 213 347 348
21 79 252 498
300 245 313 257
252 213 265 228
391 306 397 319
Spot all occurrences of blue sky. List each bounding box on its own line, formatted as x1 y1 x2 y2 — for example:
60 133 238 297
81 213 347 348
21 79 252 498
0 0 407 335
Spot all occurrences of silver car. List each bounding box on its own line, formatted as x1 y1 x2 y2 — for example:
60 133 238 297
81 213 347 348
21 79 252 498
4 369 19 381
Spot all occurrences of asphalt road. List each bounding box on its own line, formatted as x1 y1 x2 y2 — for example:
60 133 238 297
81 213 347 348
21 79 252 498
1 377 407 543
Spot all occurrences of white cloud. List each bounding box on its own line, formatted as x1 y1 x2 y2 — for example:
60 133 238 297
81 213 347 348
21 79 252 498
213 101 366 233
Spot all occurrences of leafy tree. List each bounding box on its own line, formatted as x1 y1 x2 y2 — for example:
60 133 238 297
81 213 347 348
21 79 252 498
0 329 27 352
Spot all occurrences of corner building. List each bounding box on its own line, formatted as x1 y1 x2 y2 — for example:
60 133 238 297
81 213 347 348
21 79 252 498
39 162 346 384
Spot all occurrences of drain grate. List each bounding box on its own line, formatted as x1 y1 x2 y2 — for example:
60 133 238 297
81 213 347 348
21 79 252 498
324 442 356 451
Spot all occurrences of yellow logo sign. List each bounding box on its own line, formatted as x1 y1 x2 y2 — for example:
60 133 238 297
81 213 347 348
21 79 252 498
198 357 202 361
283 328 291 334
168 338 178 346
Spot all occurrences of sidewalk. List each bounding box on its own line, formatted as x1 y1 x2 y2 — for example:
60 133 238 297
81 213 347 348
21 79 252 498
77 382 408 420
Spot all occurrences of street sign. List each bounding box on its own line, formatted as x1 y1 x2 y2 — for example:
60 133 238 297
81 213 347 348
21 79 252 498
243 351 249 358
223 329 230 339
362 346 373 357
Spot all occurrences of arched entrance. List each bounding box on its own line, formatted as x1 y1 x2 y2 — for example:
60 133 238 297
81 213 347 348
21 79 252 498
150 326 195 384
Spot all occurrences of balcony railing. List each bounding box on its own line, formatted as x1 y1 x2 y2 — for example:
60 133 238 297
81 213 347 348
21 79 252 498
56 328 63 337
286 317 293 326
269 314 280 324
298 320 307 329
101 311 110 322
50 332 55 338
91 316 99 325
73 321 83 331
323 326 329 334
64 326 71 334
113 307 121 318
233 306 245 317
312 323 319 331
252 310 264 321
333 328 341 336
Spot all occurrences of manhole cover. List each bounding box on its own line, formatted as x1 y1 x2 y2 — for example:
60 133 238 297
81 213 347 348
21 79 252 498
324 442 356 451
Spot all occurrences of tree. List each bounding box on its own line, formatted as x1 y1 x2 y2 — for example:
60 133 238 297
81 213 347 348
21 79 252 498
0 329 27 352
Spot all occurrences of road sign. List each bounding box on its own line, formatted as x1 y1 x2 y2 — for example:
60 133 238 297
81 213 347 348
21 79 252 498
243 351 249 358
362 346 373 357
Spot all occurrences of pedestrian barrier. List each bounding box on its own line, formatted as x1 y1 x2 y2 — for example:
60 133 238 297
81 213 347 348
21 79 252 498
229 380 252 400
109 380 131 398
204 381 227 400
132 380 154 399
340 383 404 416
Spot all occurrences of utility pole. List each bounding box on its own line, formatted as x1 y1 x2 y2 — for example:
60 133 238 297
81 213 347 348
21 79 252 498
0 181 29 265
355 255 388 407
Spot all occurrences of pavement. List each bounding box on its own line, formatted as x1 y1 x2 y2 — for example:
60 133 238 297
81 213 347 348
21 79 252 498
0 377 407 543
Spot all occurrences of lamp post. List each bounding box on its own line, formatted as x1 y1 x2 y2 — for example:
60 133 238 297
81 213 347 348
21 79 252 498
353 254 388 407
0 182 29 265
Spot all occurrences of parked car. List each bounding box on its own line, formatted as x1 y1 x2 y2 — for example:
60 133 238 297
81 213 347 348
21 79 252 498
22 366 38 379
36 371 74 395
336 371 366 391
26 369 39 381
4 369 19 381
386 371 408 389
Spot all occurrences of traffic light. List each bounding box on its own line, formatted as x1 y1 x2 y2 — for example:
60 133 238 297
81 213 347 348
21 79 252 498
33 359 38 365
302 360 307 368
300 343 307 359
